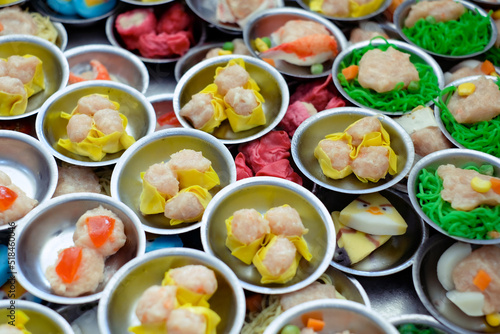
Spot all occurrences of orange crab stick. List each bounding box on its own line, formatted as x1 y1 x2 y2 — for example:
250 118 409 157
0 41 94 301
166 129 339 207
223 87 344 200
86 215 115 248
0 186 18 211
157 110 182 127
55 247 83 283
68 60 111 84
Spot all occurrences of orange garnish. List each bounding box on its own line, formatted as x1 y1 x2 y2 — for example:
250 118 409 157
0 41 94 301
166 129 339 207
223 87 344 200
481 60 495 75
245 294 262 313
262 58 275 67
342 65 359 81
55 247 83 283
473 269 491 291
86 215 115 248
367 206 383 215
90 60 111 80
0 186 18 211
157 111 182 127
491 178 500 194
306 318 325 331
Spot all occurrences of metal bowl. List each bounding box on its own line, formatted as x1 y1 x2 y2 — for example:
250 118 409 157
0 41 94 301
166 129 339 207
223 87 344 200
394 0 497 59
332 39 444 115
390 314 451 334
54 22 68 51
0 300 74 333
200 176 335 295
263 299 400 334
407 148 500 244
14 193 146 305
35 80 156 167
319 265 371 306
0 35 69 120
110 128 236 235
105 4 206 64
292 107 415 194
173 54 289 144
97 247 246 334
0 130 58 230
296 0 392 23
174 42 224 82
64 44 149 94
413 235 500 333
243 7 348 79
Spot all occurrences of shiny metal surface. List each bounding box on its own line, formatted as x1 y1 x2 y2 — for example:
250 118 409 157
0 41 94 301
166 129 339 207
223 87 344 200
390 313 451 333
174 42 224 82
263 299 400 334
35 80 156 167
54 22 68 51
200 176 335 295
97 247 246 334
296 0 392 23
173 54 289 144
120 0 174 6
0 35 69 120
30 0 117 26
292 107 415 194
243 7 348 79
110 127 236 235
394 0 497 59
14 193 146 305
64 44 149 94
332 39 445 115
323 265 371 306
0 130 58 230
407 148 500 244
0 300 74 334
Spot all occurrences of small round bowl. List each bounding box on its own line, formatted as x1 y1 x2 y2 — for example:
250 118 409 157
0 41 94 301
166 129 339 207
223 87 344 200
173 54 289 145
0 300 74 333
407 148 500 244
413 235 500 334
394 0 497 59
0 130 58 230
296 0 392 23
263 299 399 334
105 4 206 64
35 80 156 167
110 128 236 235
0 35 69 120
243 7 348 79
332 39 444 115
292 107 415 194
390 314 451 334
29 0 117 26
174 42 223 82
97 247 246 334
200 176 335 295
14 193 146 305
64 44 149 94
148 93 176 131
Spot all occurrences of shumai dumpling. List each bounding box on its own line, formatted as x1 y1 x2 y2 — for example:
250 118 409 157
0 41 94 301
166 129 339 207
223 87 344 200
167 149 220 190
164 186 212 225
5 55 45 98
224 86 266 132
0 76 27 116
180 85 227 133
314 133 354 180
140 162 179 215
166 306 221 334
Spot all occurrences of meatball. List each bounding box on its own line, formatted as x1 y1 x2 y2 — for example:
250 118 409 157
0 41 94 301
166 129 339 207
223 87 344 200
230 208 270 245
74 94 117 116
93 109 124 135
224 87 258 116
179 93 215 129
214 64 249 96
260 236 297 277
164 192 205 222
351 146 390 180
168 265 218 296
265 205 306 237
67 114 92 143
143 163 179 198
167 149 211 173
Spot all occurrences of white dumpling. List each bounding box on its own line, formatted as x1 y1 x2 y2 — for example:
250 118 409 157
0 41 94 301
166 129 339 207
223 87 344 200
143 163 179 197
67 114 92 143
135 285 177 324
231 208 270 245
169 265 218 296
166 308 206 334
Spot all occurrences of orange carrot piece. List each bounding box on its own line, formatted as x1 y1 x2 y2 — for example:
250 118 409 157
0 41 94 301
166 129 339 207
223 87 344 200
55 247 83 284
262 58 275 67
90 60 111 81
481 60 495 75
0 186 17 211
245 294 262 313
473 269 492 291
491 178 500 194
306 318 325 331
342 65 359 81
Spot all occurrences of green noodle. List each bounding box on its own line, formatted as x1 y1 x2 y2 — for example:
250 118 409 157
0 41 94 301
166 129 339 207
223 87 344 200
416 166 500 240
402 10 492 56
482 46 500 67
435 83 500 158
337 39 440 113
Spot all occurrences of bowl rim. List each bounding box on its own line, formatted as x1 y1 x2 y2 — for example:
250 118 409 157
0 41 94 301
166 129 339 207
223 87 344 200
174 42 225 82
53 22 68 51
173 54 290 145
295 0 393 22
110 127 237 235
242 6 348 79
63 43 150 95
393 0 498 59
291 107 415 195
13 192 147 305
34 80 156 167
147 93 174 104
97 247 246 334
407 148 500 245
0 34 69 120
331 38 445 115
200 176 336 295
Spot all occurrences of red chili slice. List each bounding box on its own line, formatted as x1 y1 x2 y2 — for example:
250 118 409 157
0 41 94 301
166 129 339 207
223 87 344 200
55 247 83 284
86 215 115 248
0 186 18 211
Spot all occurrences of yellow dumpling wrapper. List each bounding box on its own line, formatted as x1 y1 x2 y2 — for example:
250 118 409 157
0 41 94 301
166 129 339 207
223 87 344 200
252 235 301 284
225 214 270 265
162 271 212 308
167 186 212 225
139 172 168 215
175 165 220 191
198 84 228 134
349 0 384 17
214 58 261 93
287 235 312 262
128 323 165 334
6 310 32 334
176 305 221 334
0 90 27 116
314 134 354 180
224 90 266 133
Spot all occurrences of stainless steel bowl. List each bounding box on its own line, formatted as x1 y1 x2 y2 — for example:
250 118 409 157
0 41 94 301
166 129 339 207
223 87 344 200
105 4 206 64
54 22 68 51
110 128 236 235
200 176 335 295
413 235 500 333
263 299 400 334
174 42 224 82
97 247 246 334
64 44 149 94
322 265 371 306
0 35 69 120
0 130 58 231
394 0 497 59
407 148 500 244
173 54 289 144
296 0 392 23
243 7 348 79
0 300 74 333
292 107 415 194
14 193 146 305
332 39 444 115
35 80 156 167
390 314 451 334
29 0 117 26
